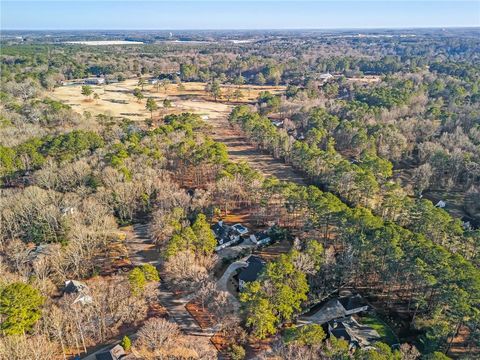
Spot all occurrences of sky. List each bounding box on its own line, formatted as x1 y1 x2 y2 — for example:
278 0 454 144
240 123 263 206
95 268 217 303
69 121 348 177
1 1 479 30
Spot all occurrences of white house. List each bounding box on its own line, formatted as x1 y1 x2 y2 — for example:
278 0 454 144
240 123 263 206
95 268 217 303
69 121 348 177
435 200 446 208
320 73 334 82
84 78 105 85
212 221 241 251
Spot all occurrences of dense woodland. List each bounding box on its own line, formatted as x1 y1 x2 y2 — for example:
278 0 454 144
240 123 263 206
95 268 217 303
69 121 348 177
0 29 479 360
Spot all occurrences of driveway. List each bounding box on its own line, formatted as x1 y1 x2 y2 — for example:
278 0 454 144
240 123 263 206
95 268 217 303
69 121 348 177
124 223 218 343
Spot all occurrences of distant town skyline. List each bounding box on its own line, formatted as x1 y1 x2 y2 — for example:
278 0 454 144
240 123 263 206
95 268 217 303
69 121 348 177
2 1 479 30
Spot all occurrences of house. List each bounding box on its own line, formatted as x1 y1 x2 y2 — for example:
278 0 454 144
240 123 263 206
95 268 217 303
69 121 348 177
148 78 159 85
84 77 105 85
250 231 272 246
272 120 283 127
27 243 57 262
61 206 76 216
320 73 334 82
435 200 446 208
212 221 241 251
300 294 369 325
328 316 381 349
64 280 93 305
95 344 127 360
238 255 266 290
339 294 369 315
64 280 88 294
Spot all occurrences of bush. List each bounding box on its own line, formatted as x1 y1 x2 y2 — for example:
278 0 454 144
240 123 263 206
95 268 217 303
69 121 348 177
121 335 131 351
228 344 246 360
128 268 146 296
141 264 160 282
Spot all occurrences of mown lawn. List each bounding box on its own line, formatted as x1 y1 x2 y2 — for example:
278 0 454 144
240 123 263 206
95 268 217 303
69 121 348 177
360 314 399 345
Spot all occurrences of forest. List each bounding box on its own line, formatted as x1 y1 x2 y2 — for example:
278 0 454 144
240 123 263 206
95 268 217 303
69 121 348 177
0 29 479 360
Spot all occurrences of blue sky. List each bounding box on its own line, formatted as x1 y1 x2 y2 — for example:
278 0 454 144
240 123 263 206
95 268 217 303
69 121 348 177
2 1 479 30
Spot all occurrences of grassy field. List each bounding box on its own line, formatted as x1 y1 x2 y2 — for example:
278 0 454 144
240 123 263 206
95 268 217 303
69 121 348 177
360 314 399 345
50 79 285 121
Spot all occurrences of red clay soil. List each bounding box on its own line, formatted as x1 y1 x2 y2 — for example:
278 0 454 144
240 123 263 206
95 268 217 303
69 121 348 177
244 336 275 359
211 333 230 353
185 299 216 330
147 303 169 319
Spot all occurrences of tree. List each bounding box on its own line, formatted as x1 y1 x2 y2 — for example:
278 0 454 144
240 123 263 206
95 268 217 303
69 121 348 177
121 335 132 352
0 335 59 360
244 297 277 339
180 63 197 80
191 213 217 255
0 282 45 335
208 81 222 101
241 253 309 338
128 268 147 296
133 88 144 102
233 75 246 86
283 324 326 346
135 318 180 351
145 98 158 119
138 78 146 91
322 337 350 359
162 251 213 291
163 98 172 108
354 342 401 360
233 89 244 102
255 73 266 85
81 85 93 100
93 93 100 102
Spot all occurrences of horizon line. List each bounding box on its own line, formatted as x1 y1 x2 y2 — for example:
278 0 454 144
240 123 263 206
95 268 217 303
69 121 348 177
3 26 480 31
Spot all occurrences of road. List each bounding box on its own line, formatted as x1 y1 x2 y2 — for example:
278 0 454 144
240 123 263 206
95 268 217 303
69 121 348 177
124 223 218 352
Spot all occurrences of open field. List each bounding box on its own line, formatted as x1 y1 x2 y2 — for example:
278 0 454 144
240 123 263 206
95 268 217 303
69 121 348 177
50 79 285 120
51 79 304 184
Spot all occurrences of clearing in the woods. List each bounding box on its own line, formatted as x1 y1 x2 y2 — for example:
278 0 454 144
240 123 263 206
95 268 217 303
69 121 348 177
52 79 304 184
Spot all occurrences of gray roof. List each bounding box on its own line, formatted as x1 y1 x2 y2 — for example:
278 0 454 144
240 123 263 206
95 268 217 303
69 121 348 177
95 345 126 360
338 294 367 311
328 316 381 348
300 294 368 325
238 255 265 283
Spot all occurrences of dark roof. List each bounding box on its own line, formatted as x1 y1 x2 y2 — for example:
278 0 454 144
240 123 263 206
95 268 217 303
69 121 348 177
64 280 88 294
330 327 352 342
255 231 270 241
212 223 228 239
238 255 265 282
338 294 367 311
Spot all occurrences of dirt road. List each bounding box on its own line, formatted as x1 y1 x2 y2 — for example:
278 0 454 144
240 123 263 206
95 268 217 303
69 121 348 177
178 99 305 185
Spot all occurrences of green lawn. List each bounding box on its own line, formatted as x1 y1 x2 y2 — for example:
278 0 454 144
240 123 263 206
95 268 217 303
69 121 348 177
360 314 399 345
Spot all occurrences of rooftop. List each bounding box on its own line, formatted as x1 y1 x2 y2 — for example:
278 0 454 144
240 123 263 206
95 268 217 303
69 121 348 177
238 255 265 283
